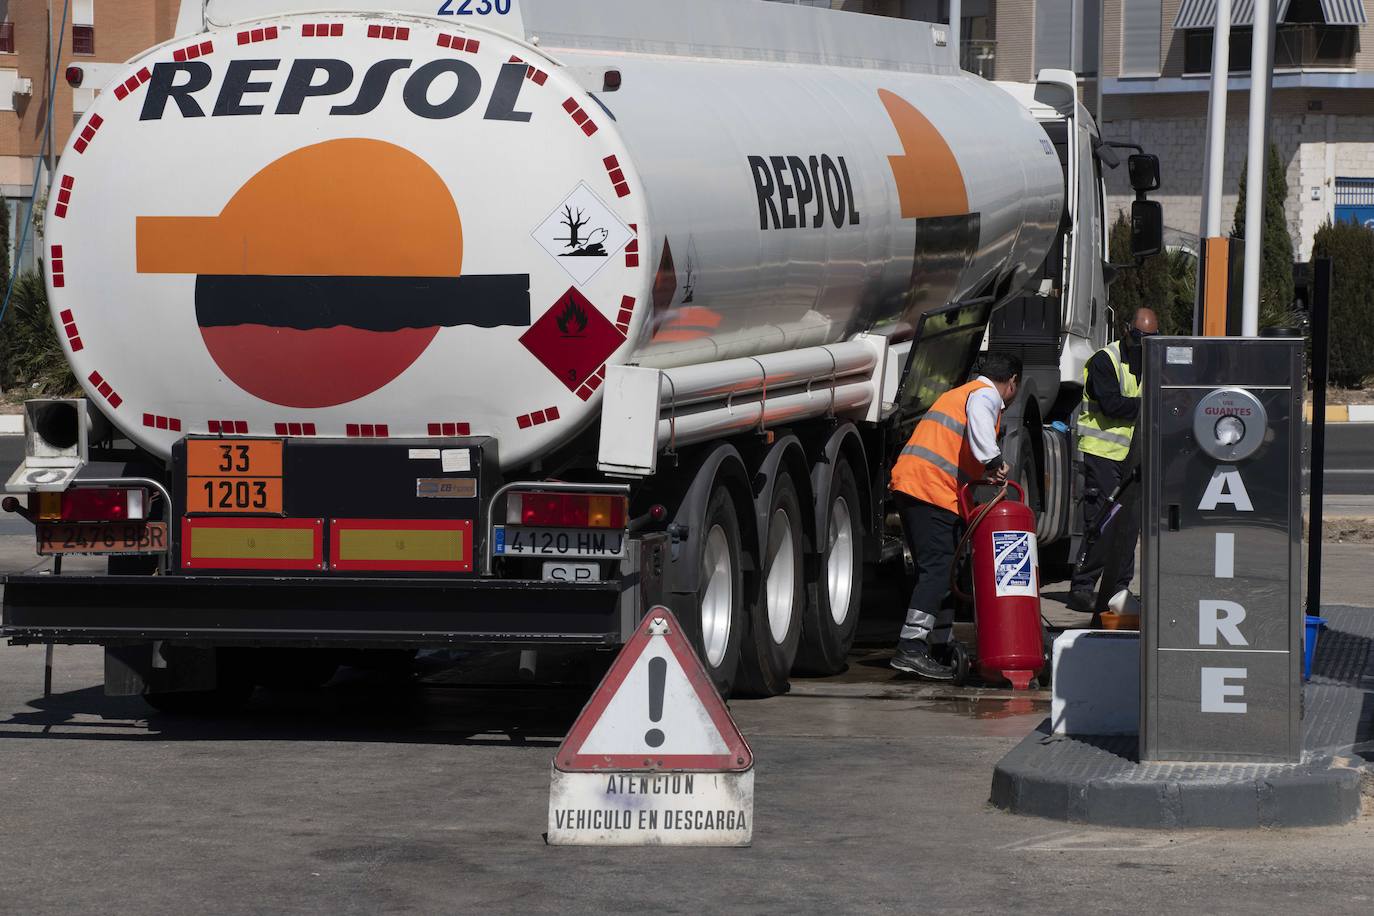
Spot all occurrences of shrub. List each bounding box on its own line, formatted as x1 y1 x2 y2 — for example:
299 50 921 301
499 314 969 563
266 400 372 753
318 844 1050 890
1106 210 1195 336
1232 143 1296 329
0 271 81 395
1311 219 1374 388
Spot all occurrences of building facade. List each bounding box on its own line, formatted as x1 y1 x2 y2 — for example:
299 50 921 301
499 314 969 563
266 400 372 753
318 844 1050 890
1 1 178 272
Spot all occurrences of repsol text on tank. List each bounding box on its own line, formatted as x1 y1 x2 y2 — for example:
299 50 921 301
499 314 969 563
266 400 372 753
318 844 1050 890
748 154 861 230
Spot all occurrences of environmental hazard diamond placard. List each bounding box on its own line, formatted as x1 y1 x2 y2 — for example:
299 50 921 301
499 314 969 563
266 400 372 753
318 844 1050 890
531 182 634 286
520 287 625 392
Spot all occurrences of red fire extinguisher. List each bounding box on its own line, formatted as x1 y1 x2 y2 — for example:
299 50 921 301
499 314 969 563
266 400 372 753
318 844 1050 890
952 481 1045 690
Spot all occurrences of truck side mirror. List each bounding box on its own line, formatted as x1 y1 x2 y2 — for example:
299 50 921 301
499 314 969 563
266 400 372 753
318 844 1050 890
1128 153 1160 193
1131 200 1163 259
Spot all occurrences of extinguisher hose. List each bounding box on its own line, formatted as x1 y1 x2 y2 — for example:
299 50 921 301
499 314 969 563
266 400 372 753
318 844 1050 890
949 481 1008 603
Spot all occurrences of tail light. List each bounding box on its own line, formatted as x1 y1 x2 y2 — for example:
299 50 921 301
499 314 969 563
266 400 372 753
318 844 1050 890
508 492 627 529
30 488 146 522
65 66 84 88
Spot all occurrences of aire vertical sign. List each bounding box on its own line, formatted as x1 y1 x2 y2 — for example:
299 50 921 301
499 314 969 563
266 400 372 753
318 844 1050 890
547 608 754 846
1141 337 1304 763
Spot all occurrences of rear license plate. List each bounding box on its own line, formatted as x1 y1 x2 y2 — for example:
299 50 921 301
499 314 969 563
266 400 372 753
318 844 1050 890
37 522 169 555
494 526 625 559
542 561 602 582
186 439 285 515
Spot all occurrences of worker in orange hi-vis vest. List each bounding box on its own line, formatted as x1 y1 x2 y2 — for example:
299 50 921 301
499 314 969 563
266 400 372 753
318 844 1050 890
888 352 1022 680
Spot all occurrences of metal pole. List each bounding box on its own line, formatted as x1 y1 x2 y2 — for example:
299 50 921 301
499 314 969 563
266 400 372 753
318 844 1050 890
949 0 961 68
1240 0 1274 337
1307 258 1331 617
1202 0 1232 238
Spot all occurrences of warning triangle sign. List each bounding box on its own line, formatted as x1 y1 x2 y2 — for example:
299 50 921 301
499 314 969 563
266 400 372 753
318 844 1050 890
554 608 753 773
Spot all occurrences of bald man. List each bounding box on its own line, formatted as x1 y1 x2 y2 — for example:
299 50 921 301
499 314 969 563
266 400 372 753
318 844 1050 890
1067 308 1157 615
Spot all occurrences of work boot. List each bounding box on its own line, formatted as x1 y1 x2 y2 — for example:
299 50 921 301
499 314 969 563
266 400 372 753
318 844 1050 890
1065 589 1096 614
890 644 955 681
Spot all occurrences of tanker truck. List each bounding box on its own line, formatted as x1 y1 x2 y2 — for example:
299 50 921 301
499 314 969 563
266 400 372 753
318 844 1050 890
1 0 1161 706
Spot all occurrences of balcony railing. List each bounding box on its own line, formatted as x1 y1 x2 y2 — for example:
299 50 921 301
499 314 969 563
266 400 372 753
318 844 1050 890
960 39 996 79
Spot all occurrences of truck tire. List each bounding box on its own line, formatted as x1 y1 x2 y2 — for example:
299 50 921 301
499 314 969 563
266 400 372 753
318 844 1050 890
736 474 804 697
141 649 254 715
795 457 864 675
679 485 746 697
252 649 340 691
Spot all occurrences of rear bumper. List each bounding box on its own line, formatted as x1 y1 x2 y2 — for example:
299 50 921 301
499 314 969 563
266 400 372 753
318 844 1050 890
1 574 628 648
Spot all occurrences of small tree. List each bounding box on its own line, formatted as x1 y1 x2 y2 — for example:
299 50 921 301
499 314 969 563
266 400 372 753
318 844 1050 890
1311 219 1374 388
1232 143 1296 329
1106 210 1194 336
0 195 10 290
0 272 79 395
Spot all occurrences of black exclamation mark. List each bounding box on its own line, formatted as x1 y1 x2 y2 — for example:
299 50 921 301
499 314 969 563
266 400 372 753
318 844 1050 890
644 656 666 748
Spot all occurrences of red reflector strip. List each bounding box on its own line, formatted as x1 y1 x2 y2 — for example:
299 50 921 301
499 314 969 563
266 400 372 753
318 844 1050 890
142 412 182 432
436 33 478 52
207 420 249 435
53 174 75 219
367 24 409 39
111 67 151 101
86 370 122 409
50 244 66 289
330 518 473 573
616 295 635 335
624 226 639 270
427 422 472 436
73 113 104 154
524 65 548 84
515 406 560 430
562 97 598 136
302 23 344 37
172 40 213 61
604 157 632 198
345 423 390 438
181 517 323 571
273 422 318 436
59 306 83 351
237 26 279 45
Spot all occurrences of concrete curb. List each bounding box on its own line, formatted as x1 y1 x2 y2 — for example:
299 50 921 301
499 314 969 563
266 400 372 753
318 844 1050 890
1304 402 1374 422
989 721 1364 828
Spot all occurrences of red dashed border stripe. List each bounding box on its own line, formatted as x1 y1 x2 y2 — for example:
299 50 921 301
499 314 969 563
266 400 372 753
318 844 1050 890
625 224 640 269
615 295 635 336
507 55 546 82
604 155 631 198
366 24 409 40
142 413 183 432
237 26 279 45
87 371 123 409
58 307 83 352
562 97 598 136
574 367 608 403
207 420 249 435
172 40 214 61
346 423 390 438
112 67 151 101
274 422 318 436
53 175 74 219
427 422 472 436
437 33 479 52
302 23 345 37
50 244 65 288
516 406 561 430
73 113 104 154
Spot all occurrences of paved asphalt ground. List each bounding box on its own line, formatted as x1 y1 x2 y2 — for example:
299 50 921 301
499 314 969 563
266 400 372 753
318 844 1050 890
0 434 1373 912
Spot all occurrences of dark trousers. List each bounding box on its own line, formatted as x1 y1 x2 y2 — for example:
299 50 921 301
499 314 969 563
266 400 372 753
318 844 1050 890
895 492 962 648
1071 452 1136 596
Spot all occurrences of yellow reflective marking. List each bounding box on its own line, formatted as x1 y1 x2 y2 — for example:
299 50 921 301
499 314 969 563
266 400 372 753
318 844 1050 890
338 529 463 562
191 527 315 560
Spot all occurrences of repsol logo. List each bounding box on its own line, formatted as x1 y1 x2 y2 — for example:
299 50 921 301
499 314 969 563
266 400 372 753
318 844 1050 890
748 154 860 230
139 58 533 122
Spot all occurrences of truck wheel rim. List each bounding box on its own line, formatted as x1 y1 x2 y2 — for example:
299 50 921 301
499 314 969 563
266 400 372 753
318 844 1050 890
827 497 854 626
701 524 733 668
765 508 797 645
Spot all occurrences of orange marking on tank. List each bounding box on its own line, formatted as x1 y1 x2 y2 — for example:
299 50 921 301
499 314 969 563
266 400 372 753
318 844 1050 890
878 88 969 220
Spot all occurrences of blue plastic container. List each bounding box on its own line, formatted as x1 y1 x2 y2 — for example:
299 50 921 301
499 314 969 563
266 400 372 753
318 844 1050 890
1303 616 1327 681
